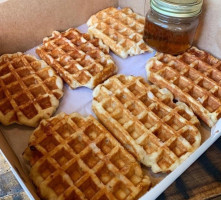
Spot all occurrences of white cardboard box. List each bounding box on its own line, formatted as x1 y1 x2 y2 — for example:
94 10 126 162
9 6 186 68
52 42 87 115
0 1 221 199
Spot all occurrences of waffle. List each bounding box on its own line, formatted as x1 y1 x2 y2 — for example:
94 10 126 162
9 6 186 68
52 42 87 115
92 75 201 173
36 28 117 89
87 7 152 58
0 52 63 127
23 112 151 200
146 47 221 127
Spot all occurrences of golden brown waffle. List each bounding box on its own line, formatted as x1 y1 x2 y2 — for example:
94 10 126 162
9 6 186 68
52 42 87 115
23 112 151 200
36 28 117 89
87 7 152 58
146 47 221 127
92 75 201 173
0 52 63 127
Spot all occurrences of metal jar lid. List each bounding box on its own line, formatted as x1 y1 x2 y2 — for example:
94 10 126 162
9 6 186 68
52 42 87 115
150 0 203 18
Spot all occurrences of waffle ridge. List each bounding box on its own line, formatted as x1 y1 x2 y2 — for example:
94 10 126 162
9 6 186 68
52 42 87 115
87 7 152 58
92 74 201 173
0 52 63 127
36 28 117 89
23 112 151 200
146 46 221 127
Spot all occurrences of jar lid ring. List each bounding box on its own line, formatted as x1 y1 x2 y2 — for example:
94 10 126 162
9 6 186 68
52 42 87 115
151 0 203 18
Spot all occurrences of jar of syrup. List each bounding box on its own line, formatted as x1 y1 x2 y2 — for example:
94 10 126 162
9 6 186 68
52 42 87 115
143 0 203 55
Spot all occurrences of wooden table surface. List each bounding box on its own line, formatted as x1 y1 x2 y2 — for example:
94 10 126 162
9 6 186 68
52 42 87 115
0 137 221 200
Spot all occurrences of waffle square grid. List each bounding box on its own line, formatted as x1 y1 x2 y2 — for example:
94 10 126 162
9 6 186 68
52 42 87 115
23 112 151 200
146 47 221 127
87 7 152 58
92 75 201 173
0 53 63 127
36 28 117 89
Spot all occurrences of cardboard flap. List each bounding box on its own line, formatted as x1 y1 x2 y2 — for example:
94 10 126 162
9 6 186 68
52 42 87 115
195 0 221 59
0 0 117 55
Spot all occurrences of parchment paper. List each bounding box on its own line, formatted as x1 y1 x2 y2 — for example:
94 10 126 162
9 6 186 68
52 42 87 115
0 23 212 188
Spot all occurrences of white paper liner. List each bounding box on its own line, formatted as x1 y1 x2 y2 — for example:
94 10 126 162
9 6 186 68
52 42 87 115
0 23 220 200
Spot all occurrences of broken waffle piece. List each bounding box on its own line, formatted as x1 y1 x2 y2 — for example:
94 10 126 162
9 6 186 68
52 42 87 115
87 7 152 58
36 28 117 89
92 74 201 173
23 112 151 200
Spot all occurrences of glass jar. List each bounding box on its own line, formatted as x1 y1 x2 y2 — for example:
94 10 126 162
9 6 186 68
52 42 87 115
143 0 203 55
